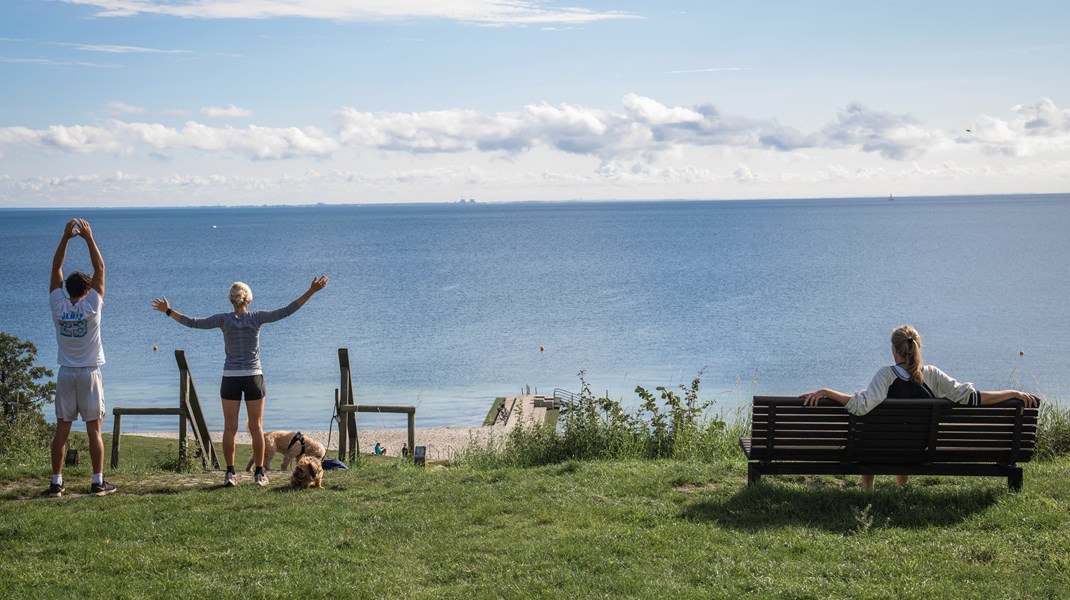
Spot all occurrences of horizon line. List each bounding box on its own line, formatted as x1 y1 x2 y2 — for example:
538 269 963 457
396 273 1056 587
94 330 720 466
1 191 1069 211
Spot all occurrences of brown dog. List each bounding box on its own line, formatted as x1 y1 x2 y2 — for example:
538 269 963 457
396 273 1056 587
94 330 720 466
291 456 323 489
246 431 326 471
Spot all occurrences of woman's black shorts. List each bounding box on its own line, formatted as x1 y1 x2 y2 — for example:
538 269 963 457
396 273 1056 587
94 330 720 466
220 375 266 401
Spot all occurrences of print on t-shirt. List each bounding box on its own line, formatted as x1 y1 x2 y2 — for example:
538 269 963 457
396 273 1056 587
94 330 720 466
59 311 88 338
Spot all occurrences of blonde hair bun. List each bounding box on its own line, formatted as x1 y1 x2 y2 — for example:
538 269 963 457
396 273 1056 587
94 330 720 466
229 281 252 306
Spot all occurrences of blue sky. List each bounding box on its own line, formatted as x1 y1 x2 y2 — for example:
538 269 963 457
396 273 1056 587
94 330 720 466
1 0 1068 206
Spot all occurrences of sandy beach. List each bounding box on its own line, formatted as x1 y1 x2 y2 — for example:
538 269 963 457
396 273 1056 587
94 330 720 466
128 396 553 462
132 425 507 462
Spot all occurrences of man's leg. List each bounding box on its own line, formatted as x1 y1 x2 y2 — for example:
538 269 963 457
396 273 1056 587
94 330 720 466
85 418 105 475
860 474 875 490
50 420 73 477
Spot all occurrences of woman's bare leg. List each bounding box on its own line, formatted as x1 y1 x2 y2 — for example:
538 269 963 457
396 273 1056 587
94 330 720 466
221 399 240 468
896 474 910 487
860 474 875 490
247 399 265 468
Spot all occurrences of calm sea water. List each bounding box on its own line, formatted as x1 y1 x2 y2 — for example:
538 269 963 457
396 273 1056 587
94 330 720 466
2 195 1068 432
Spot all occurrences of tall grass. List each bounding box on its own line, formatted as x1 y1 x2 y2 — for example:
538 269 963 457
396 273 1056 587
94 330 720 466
462 370 743 468
1036 401 1070 460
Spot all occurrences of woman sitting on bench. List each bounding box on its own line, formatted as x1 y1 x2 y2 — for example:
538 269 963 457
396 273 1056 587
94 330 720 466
801 324 1041 489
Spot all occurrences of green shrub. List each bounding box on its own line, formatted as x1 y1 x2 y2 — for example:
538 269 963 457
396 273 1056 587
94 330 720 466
462 370 739 468
0 333 55 463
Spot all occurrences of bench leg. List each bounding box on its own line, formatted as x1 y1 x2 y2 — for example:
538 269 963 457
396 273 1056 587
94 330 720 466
1008 467 1023 492
747 463 762 485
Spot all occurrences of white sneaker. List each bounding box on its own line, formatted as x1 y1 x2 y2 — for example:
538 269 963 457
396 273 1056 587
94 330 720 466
223 471 237 487
254 471 269 487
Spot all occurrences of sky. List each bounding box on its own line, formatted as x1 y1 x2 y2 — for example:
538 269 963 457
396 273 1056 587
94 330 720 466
1 0 1068 207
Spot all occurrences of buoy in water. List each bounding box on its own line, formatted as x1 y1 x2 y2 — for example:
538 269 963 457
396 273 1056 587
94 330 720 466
153 345 158 352
539 346 545 352
1019 350 1024 356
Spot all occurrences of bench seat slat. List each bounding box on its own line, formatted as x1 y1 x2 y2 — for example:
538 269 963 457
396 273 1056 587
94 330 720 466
753 415 850 424
752 422 848 431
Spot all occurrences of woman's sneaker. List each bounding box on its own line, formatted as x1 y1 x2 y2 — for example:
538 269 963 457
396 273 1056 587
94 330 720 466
90 481 117 496
254 471 269 487
223 471 237 487
47 482 64 498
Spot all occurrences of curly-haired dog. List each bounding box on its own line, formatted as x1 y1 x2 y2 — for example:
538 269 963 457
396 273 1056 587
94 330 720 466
245 431 326 471
291 456 323 489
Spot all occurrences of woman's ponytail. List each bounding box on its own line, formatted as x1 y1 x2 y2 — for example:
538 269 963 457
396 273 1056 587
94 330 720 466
891 325 924 384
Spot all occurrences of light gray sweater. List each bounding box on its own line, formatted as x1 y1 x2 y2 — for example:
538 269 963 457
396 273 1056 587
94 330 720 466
845 364 978 416
179 301 300 376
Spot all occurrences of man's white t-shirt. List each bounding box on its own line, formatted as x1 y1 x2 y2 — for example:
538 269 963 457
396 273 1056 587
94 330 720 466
50 288 105 367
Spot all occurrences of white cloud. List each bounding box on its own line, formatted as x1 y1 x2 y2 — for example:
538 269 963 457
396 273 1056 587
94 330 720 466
666 67 747 74
0 125 126 153
201 104 254 118
821 102 949 160
0 56 117 68
61 1 640 25
0 120 337 159
105 101 145 115
52 42 190 54
963 97 1070 157
3 95 1069 171
336 94 800 160
115 121 337 158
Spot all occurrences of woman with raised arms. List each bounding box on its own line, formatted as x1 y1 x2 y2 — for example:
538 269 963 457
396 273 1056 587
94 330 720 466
153 276 328 487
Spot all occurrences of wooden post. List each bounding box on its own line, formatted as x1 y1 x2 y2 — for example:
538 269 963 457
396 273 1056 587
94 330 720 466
339 348 358 462
407 411 415 463
110 413 123 469
176 350 220 469
178 411 188 462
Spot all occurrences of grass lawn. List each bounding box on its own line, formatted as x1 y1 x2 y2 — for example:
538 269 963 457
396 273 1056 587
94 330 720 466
2 434 1069 598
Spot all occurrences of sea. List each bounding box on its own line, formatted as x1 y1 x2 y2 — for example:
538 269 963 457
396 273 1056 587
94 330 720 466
2 194 1068 433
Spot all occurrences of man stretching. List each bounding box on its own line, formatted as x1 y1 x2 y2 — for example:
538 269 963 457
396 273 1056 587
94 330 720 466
48 218 115 497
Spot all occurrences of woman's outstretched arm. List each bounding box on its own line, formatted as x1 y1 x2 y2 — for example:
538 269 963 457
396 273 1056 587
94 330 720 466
802 368 896 415
979 390 1042 408
293 275 329 308
152 296 183 322
152 296 223 329
801 388 851 406
255 276 330 324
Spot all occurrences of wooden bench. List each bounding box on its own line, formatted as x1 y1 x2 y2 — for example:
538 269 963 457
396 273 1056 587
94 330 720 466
739 396 1038 490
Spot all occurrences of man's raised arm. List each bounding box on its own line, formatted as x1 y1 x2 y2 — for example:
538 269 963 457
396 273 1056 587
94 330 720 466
50 219 79 292
77 219 105 297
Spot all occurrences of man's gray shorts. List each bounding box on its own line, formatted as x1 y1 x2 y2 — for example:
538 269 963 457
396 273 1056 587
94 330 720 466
55 366 105 422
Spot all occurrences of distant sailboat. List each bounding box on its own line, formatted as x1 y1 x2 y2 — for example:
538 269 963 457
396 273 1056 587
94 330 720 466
888 194 894 201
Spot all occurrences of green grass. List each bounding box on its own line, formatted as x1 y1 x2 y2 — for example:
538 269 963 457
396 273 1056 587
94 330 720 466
2 434 1069 598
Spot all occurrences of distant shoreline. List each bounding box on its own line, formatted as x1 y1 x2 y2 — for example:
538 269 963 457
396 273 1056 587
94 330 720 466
2 192 1068 211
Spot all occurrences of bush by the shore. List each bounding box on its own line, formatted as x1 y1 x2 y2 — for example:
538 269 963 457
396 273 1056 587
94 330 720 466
461 371 1070 469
